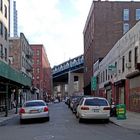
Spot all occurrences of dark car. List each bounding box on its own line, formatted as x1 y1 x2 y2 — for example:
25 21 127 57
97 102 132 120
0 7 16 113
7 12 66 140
69 95 82 110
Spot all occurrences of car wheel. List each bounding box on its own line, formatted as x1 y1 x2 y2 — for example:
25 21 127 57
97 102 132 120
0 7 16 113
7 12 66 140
46 117 50 121
20 119 24 124
79 118 83 123
104 119 109 123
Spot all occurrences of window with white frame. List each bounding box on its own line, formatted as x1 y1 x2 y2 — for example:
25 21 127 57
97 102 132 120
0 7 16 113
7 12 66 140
123 9 129 21
36 75 39 80
36 50 40 56
36 59 40 64
136 9 140 20
123 23 129 34
37 67 40 74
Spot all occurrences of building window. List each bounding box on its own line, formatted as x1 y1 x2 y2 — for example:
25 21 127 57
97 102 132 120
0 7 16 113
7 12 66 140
123 23 129 34
123 9 129 21
0 44 3 58
106 69 107 81
0 21 3 36
115 62 117 76
36 50 40 56
0 0 3 12
36 59 40 64
122 56 125 72
134 47 138 66
37 68 40 74
4 26 7 40
103 71 105 82
4 5 7 18
136 9 140 20
128 50 132 62
4 48 7 61
36 76 39 80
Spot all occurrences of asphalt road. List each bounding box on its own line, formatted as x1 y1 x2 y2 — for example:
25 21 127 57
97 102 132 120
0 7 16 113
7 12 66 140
0 102 140 140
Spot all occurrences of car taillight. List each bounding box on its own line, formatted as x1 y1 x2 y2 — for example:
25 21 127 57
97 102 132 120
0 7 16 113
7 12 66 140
81 106 89 110
19 108 25 114
103 107 110 110
44 107 49 112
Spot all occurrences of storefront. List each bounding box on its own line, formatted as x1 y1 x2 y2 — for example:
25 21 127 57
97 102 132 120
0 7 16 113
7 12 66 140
114 79 125 105
104 82 112 104
129 76 140 113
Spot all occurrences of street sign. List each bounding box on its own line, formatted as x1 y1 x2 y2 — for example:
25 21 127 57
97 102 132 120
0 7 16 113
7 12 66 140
91 76 97 91
108 64 116 74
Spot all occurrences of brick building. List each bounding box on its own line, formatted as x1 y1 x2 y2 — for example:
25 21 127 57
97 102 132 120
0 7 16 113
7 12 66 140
9 33 33 102
31 44 52 101
83 0 140 95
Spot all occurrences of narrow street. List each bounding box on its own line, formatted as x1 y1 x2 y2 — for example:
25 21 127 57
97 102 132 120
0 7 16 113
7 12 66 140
0 102 140 140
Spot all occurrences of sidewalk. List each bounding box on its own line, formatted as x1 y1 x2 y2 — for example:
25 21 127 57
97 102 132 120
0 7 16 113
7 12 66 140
0 108 18 126
110 111 140 131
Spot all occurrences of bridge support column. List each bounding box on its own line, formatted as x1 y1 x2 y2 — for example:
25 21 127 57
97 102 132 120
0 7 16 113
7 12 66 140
68 72 84 96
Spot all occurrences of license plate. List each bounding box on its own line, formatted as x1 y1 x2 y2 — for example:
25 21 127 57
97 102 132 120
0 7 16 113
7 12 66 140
30 110 39 113
93 109 99 112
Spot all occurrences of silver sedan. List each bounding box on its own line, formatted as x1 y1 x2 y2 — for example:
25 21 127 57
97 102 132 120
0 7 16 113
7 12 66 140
19 100 49 123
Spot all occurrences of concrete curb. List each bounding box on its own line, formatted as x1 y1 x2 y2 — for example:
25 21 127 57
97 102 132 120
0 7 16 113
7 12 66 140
109 117 140 131
0 114 18 126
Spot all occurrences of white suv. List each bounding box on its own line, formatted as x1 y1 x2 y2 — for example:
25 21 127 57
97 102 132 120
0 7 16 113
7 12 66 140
76 97 110 123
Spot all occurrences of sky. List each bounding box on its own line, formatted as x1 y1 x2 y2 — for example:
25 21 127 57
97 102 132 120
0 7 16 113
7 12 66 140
15 0 93 67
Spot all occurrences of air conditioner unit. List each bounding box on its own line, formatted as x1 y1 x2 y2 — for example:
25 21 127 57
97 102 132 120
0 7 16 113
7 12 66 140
126 62 131 68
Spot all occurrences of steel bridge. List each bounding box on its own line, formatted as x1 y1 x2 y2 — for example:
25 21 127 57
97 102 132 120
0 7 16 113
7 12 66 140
52 54 84 84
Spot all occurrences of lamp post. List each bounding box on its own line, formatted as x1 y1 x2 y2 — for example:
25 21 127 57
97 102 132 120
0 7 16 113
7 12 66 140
5 83 8 117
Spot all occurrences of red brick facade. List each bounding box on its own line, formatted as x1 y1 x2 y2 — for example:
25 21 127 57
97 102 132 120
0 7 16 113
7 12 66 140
83 1 140 94
31 44 52 99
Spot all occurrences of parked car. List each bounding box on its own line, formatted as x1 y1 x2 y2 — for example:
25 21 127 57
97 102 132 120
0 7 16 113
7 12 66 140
64 97 70 105
69 95 81 110
19 100 49 123
76 97 110 123
72 95 90 114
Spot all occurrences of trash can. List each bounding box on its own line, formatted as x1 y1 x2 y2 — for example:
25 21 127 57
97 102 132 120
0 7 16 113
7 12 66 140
116 104 126 120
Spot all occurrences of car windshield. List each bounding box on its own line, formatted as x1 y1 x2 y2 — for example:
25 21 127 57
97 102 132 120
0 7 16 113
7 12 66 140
84 98 108 106
24 101 46 107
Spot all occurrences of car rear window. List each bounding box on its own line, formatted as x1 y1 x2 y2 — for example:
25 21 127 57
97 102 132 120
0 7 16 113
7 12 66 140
84 98 108 106
24 101 45 107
